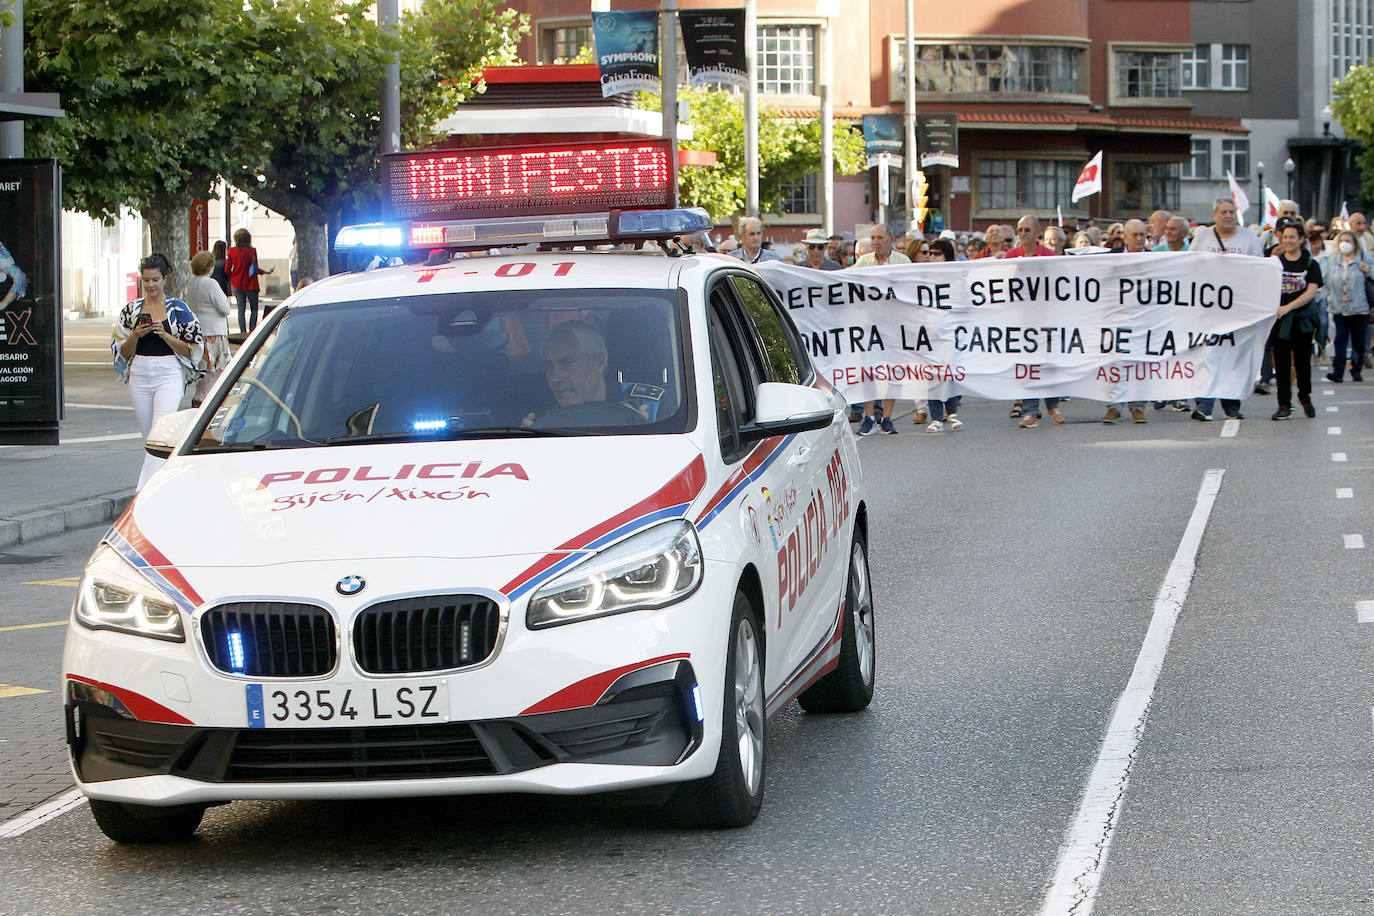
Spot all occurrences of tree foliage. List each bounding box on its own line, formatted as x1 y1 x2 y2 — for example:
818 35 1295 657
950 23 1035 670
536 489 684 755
25 0 251 297
1332 65 1374 209
669 87 867 221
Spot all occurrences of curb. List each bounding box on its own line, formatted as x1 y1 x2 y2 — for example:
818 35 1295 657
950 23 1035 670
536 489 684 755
0 490 136 549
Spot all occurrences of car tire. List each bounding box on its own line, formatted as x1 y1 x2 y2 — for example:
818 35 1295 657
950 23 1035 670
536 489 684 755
799 529 875 714
88 799 206 844
666 590 765 828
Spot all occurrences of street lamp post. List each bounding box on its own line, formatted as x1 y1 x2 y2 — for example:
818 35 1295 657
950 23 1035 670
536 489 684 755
1285 157 1295 200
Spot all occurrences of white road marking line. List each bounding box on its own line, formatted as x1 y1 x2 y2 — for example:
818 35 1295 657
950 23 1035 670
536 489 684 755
1326 406 1339 413
0 620 67 632
0 431 142 451
1357 600 1374 623
1040 468 1224 916
1323 389 1336 396
1219 419 1240 438
1344 534 1365 549
1338 488 1354 499
1333 453 1348 462
65 402 135 411
0 788 86 839
1329 427 1342 435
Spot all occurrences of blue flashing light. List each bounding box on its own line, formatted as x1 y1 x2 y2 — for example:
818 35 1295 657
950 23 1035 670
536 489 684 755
335 223 405 251
691 683 705 723
615 207 713 239
411 418 449 433
227 631 246 672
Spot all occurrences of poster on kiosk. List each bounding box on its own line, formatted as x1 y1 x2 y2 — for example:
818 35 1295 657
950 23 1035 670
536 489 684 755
0 159 62 445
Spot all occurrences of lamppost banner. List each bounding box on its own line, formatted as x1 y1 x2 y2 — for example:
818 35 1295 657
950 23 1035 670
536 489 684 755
0 159 62 445
593 10 661 97
861 114 903 168
679 10 747 89
918 114 958 168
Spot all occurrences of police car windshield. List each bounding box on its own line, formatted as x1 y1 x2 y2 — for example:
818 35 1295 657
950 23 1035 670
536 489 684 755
194 289 689 452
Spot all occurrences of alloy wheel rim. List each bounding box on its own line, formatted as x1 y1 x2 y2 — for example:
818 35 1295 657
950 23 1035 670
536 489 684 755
851 543 875 687
733 619 764 795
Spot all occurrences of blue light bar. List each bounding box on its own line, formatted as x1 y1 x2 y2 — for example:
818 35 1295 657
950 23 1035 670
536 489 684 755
615 207 713 239
227 631 245 672
411 418 449 432
335 223 405 251
691 683 704 722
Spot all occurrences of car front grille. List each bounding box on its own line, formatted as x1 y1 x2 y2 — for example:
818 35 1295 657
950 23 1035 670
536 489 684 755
200 602 337 677
352 594 502 674
224 722 498 781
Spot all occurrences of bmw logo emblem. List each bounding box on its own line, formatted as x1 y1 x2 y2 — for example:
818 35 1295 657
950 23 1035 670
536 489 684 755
336 575 366 596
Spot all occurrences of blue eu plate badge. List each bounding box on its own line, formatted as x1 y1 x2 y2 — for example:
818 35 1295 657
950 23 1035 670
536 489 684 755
245 683 265 728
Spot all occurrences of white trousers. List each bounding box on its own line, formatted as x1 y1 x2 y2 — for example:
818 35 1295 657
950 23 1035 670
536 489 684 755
128 355 185 489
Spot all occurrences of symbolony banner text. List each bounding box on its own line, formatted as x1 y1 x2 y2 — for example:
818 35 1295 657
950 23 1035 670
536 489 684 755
756 253 1281 403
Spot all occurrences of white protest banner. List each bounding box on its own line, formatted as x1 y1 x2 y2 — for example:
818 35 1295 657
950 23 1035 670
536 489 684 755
755 253 1280 404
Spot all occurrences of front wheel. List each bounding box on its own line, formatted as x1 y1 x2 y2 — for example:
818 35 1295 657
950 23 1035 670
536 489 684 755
799 529 875 713
666 590 765 828
88 798 205 844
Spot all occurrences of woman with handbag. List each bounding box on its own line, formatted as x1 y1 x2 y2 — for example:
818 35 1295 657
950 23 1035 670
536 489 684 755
1321 229 1371 383
224 228 273 334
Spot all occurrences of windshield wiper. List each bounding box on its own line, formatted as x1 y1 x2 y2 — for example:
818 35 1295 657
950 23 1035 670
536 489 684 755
323 427 571 446
193 440 299 453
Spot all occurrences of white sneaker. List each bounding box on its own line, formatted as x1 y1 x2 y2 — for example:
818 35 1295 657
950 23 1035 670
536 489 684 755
925 419 943 433
947 415 963 431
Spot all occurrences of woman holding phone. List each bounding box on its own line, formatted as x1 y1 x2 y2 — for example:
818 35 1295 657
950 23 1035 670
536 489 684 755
111 253 204 488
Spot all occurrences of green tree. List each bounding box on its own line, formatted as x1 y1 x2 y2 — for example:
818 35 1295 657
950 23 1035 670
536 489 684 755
1333 65 1374 210
228 0 526 282
671 87 867 221
24 0 250 298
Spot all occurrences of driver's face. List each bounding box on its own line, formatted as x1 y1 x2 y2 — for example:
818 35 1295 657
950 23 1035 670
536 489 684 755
543 335 606 407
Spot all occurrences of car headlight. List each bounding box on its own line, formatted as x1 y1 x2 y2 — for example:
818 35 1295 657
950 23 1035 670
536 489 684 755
74 544 185 642
527 520 703 629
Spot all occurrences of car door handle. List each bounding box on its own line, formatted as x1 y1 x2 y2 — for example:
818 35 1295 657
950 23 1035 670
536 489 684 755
789 444 815 467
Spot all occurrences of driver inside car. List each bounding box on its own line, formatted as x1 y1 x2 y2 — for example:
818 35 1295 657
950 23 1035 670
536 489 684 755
522 320 649 427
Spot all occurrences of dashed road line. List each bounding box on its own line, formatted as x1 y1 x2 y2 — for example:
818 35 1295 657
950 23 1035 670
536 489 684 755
64 402 134 411
0 620 67 633
1357 600 1374 623
0 789 86 840
1344 534 1365 549
1040 468 1225 916
0 683 48 698
1338 488 1354 499
22 577 80 588
1329 427 1342 435
1327 406 1339 413
1323 389 1336 396
1333 453 1348 463
1220 419 1240 438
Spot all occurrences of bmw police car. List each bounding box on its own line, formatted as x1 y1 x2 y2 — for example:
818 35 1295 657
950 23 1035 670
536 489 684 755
63 138 873 843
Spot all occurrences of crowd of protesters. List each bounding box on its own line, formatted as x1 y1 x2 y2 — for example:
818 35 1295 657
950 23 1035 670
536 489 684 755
721 200 1373 433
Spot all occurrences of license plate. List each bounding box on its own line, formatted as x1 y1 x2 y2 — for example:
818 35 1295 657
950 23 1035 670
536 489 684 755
245 681 448 728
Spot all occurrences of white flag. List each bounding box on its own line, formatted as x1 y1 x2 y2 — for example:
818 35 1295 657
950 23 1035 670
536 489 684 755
1071 151 1103 203
1226 170 1250 226
1339 200 1350 224
1263 187 1282 228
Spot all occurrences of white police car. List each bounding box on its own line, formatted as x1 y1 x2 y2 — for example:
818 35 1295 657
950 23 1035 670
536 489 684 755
63 139 872 842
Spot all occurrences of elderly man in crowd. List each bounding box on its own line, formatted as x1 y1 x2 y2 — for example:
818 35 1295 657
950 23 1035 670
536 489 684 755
1349 212 1374 255
1004 215 1056 258
1147 210 1172 247
1187 197 1264 418
731 216 783 265
972 224 1008 259
1153 216 1191 251
850 223 910 435
1042 225 1068 255
1123 219 1150 253
801 228 841 270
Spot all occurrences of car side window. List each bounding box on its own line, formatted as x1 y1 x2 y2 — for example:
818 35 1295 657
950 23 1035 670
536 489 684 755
708 298 753 462
729 275 810 385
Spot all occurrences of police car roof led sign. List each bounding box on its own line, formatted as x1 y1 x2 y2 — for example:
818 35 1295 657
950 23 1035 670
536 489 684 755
383 138 678 221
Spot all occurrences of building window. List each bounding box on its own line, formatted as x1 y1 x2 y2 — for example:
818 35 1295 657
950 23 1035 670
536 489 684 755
1115 50 1182 99
1112 161 1180 213
1333 0 1374 77
539 22 592 64
1221 139 1250 178
908 44 1084 96
758 25 815 95
1182 44 1210 90
976 159 1080 211
1219 44 1249 89
776 174 818 215
1184 139 1210 180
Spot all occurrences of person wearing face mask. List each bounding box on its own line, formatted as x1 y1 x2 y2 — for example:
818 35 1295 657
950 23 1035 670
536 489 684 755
1320 229 1371 382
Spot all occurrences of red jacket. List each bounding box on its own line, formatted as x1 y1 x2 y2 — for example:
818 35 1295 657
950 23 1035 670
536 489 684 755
1003 244 1057 258
225 246 261 292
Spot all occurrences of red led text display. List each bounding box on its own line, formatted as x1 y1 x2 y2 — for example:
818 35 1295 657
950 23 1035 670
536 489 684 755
383 139 677 220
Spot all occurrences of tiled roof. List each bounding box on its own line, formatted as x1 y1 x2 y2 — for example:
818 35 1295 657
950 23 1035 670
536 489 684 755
771 105 1247 136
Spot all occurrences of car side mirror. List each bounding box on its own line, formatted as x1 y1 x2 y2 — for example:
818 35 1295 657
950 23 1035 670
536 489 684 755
739 382 836 444
145 408 201 459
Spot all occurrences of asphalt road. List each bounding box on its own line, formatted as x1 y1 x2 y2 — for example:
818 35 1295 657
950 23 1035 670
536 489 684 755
0 384 1370 915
